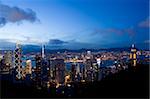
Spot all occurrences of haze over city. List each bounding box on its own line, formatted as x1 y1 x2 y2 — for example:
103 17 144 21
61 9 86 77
0 0 149 50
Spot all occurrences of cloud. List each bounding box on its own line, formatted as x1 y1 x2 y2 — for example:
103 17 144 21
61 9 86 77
123 28 135 36
91 18 150 37
44 39 100 49
138 18 149 28
92 27 135 36
144 40 150 44
0 3 40 26
48 39 68 45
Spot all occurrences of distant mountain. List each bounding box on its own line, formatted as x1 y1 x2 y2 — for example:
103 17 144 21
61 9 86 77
0 40 149 54
0 40 15 50
22 45 41 54
22 46 131 54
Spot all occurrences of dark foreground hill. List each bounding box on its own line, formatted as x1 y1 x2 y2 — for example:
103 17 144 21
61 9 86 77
1 63 149 98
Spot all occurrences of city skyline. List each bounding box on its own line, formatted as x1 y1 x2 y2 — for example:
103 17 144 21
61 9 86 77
0 0 149 98
0 0 149 49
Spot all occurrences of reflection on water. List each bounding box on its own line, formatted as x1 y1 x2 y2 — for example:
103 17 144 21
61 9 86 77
22 56 114 72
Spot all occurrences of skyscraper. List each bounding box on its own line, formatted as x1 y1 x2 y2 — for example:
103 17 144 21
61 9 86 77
35 54 42 89
0 50 13 74
23 59 32 85
41 58 50 87
96 58 101 68
71 64 76 82
51 59 65 84
130 44 137 66
25 60 32 75
42 44 45 59
14 42 23 80
4 51 13 68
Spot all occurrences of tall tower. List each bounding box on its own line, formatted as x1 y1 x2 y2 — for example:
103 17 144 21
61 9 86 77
14 42 23 80
25 60 32 75
71 64 76 82
130 44 137 66
35 54 42 89
50 58 65 85
96 58 101 68
42 44 45 59
55 59 65 84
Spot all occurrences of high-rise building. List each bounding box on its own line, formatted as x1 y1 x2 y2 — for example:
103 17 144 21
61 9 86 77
22 59 32 85
86 51 93 59
130 44 137 66
41 59 50 87
85 58 98 82
81 65 86 82
96 58 101 68
35 54 42 88
4 51 13 68
92 63 99 81
14 42 23 80
42 44 45 59
25 60 32 75
76 63 80 74
71 64 76 82
51 59 65 84
85 59 93 81
0 50 13 74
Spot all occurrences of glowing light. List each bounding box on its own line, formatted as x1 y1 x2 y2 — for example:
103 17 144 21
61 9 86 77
62 91 64 94
133 54 136 59
47 82 50 88
81 80 85 82
67 84 71 87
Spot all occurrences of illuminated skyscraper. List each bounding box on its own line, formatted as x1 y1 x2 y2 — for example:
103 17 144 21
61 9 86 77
14 42 23 80
42 44 45 59
41 58 50 87
81 65 86 82
0 50 13 74
85 59 93 81
92 62 99 81
55 59 65 84
71 64 76 82
50 58 65 85
130 44 137 66
86 51 93 59
23 59 32 84
96 58 101 68
25 60 32 75
76 63 80 74
35 54 42 88
4 51 13 68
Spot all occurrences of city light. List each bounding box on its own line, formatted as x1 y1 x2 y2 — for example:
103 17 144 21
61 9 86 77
0 0 149 98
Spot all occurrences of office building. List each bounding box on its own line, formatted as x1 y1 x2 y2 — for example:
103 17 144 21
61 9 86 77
51 58 65 84
41 59 50 87
42 44 45 59
35 54 42 88
130 44 137 66
0 50 13 74
14 42 23 80
25 60 32 74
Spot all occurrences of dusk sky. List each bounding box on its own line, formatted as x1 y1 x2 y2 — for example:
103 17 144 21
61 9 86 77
0 0 149 49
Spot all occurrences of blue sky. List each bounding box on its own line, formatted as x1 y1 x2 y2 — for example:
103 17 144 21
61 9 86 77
0 0 149 49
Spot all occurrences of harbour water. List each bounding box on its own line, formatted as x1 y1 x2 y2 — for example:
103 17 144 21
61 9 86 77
22 56 115 71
